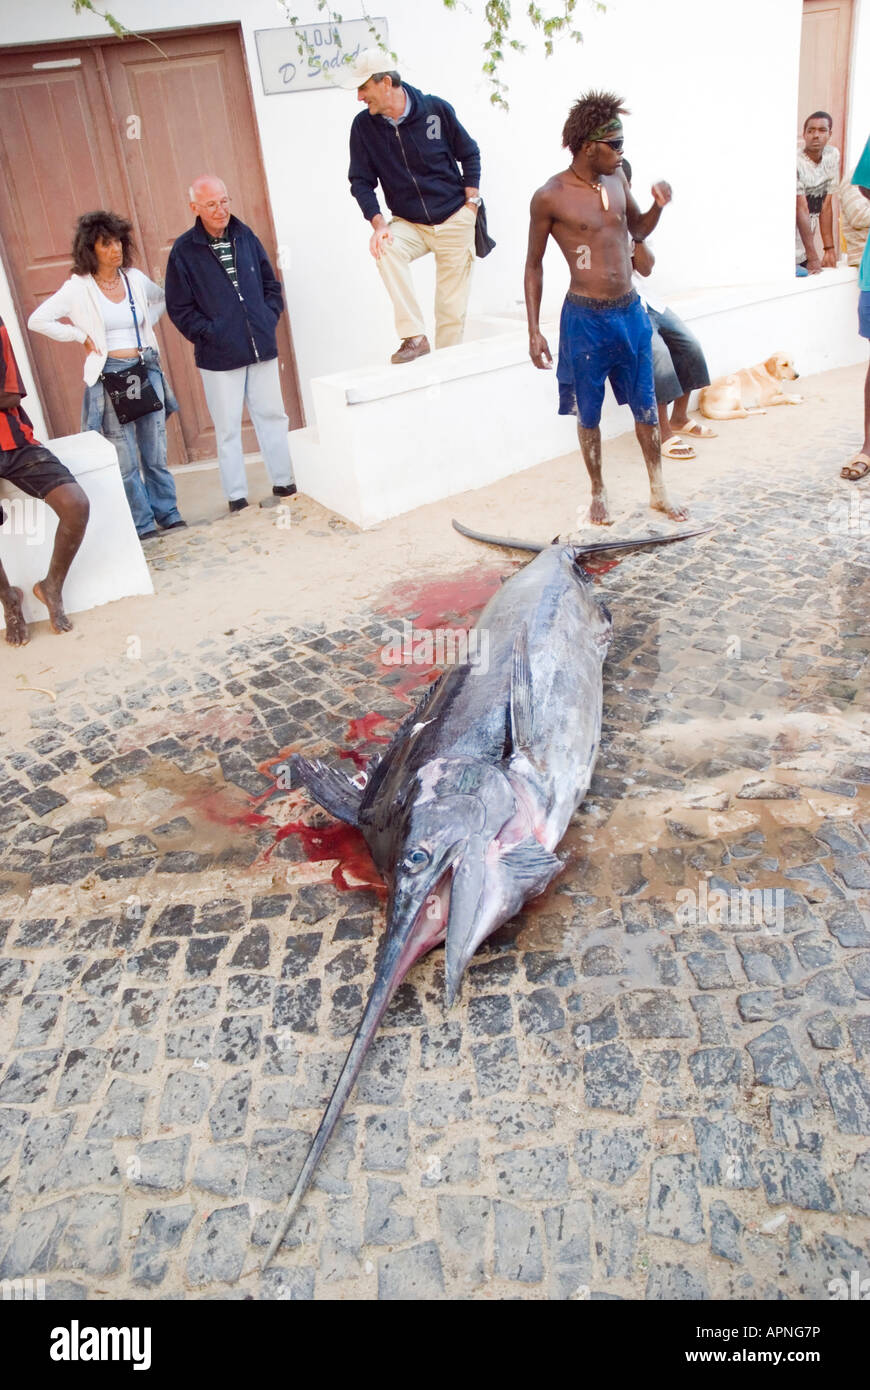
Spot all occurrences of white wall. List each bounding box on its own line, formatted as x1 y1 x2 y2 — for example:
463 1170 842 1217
2 0 868 427
846 0 870 173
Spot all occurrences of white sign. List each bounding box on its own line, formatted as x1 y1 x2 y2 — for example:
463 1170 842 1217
254 19 390 96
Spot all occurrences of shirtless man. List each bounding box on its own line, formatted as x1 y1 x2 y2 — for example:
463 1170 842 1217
0 316 89 645
525 90 687 525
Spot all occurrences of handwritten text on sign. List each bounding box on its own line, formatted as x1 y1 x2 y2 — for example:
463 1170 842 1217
254 19 390 96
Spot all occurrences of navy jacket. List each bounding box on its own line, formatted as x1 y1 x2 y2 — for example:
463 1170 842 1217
165 215 283 372
349 84 481 226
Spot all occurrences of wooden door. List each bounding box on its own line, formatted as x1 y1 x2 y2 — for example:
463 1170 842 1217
0 48 129 444
102 27 304 460
798 0 853 165
0 25 304 466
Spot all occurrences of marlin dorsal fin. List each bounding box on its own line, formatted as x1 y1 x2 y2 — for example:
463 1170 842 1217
289 755 363 827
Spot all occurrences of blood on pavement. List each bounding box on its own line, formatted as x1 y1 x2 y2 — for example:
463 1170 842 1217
379 564 507 630
206 562 521 891
268 819 385 894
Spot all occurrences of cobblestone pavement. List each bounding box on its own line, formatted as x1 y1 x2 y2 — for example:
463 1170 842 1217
1 417 869 1301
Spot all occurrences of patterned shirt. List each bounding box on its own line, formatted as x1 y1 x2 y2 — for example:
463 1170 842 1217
208 234 240 294
795 143 840 262
0 316 36 453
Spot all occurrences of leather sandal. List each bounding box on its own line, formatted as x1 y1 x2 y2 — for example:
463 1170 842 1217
661 436 697 460
841 452 870 481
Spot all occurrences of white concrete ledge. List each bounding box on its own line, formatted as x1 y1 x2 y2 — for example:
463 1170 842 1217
0 431 153 629
292 269 866 530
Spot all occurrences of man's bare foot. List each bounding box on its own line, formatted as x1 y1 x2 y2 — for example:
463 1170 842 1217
3 586 30 646
651 495 689 522
33 579 72 634
589 494 613 525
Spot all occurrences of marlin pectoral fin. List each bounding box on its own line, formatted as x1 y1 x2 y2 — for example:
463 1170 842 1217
444 834 487 1007
290 754 363 827
509 624 534 757
500 837 562 888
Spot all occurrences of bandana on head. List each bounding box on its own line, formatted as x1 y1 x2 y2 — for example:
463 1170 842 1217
588 117 623 141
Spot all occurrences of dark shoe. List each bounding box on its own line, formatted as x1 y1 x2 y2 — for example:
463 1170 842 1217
228 498 248 513
160 519 188 530
390 335 430 364
272 484 297 497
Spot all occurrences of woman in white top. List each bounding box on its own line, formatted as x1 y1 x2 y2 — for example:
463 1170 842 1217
28 211 185 538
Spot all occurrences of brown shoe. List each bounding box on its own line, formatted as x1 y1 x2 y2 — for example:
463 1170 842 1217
390 335 431 364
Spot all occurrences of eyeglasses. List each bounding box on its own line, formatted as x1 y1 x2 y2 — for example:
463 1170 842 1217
198 197 231 212
597 137 624 152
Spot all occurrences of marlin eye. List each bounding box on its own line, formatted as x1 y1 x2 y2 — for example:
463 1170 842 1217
405 847 430 871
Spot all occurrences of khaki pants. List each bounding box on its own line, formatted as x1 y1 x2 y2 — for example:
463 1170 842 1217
376 203 476 348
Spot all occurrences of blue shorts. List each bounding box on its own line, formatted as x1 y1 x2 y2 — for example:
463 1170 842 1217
557 289 658 428
860 291 870 340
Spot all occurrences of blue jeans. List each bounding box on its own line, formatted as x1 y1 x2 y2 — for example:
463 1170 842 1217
82 347 182 536
646 306 711 405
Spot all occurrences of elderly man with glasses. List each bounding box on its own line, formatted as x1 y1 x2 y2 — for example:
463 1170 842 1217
165 174 296 512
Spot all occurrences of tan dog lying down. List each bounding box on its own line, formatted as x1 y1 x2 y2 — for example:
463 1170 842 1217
699 353 802 419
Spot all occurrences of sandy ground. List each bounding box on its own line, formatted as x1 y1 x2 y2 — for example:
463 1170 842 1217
2 359 865 740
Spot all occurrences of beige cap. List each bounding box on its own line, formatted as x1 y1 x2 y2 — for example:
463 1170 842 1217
334 47 396 90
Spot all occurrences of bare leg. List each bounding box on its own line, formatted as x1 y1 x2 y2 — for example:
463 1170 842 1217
668 392 693 432
32 482 89 634
863 358 870 456
634 420 689 520
577 424 612 525
657 401 678 445
0 557 29 647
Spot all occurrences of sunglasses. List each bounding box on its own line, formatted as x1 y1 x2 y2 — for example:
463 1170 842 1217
597 136 624 152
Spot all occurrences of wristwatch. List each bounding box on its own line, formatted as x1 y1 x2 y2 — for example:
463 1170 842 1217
466 194 482 208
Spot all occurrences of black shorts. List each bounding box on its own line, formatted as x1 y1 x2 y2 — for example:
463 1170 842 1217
0 444 76 500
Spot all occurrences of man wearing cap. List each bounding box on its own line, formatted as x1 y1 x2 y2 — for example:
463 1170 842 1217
341 49 482 364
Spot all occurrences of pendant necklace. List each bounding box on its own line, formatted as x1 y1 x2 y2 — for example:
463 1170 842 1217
570 166 609 211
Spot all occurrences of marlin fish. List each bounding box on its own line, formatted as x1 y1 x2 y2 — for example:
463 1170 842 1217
264 520 711 1265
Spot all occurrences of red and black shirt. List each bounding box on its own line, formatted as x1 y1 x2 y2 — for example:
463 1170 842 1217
0 316 37 451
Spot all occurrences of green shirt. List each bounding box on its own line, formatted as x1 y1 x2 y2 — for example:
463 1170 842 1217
852 137 870 291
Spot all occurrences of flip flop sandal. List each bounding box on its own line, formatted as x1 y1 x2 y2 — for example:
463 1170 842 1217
679 419 717 438
841 452 870 481
661 436 697 460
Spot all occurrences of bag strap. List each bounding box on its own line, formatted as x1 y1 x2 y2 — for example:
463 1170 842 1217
121 271 144 353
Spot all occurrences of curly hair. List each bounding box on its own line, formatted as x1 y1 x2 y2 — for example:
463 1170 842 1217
562 91 629 156
72 210 135 276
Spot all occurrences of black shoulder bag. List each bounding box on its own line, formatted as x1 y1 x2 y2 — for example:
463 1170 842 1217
474 200 496 258
99 273 164 425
